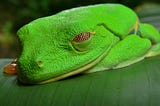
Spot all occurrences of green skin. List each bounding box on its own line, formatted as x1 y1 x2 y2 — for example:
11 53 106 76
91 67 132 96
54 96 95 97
17 4 160 84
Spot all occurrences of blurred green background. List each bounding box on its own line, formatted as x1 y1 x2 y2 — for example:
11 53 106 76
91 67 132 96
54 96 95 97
0 0 160 58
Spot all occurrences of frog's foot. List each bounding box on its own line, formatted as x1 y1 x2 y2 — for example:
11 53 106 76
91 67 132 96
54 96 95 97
146 43 160 57
139 23 160 57
3 59 17 74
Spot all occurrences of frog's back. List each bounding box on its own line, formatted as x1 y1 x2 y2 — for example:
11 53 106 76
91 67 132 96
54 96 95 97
56 4 138 37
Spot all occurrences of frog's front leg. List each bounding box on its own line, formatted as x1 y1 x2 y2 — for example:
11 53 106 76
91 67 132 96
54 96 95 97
139 23 160 57
86 34 151 73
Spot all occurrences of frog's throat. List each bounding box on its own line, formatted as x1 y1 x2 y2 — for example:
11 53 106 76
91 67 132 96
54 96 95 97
36 43 114 84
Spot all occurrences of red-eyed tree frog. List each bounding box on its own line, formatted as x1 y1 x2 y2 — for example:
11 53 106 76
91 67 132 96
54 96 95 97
4 4 160 84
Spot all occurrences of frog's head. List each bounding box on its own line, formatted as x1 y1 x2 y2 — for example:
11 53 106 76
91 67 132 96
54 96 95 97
17 9 119 84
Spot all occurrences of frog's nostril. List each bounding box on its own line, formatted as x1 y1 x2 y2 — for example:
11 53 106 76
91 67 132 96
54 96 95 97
37 60 43 67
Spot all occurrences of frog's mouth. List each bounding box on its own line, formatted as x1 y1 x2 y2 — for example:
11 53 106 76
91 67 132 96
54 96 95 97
34 44 112 84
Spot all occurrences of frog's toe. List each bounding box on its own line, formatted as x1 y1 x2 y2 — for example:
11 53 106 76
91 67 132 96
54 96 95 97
146 43 160 57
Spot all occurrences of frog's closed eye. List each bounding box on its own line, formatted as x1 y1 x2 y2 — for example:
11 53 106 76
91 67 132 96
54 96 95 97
73 32 92 42
71 32 95 52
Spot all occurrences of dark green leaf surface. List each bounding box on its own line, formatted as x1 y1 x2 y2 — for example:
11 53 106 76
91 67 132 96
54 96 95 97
0 56 160 106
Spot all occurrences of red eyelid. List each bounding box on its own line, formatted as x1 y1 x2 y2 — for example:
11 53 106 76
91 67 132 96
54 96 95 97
73 32 95 42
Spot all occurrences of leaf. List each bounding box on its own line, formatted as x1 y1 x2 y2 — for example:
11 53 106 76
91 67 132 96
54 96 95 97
0 56 160 106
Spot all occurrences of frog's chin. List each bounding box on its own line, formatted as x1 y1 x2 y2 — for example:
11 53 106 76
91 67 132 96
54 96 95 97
18 50 109 84
36 66 91 84
31 58 102 84
17 61 95 84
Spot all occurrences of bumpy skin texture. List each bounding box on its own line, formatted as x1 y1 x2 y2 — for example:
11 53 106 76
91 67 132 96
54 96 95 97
17 4 160 84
